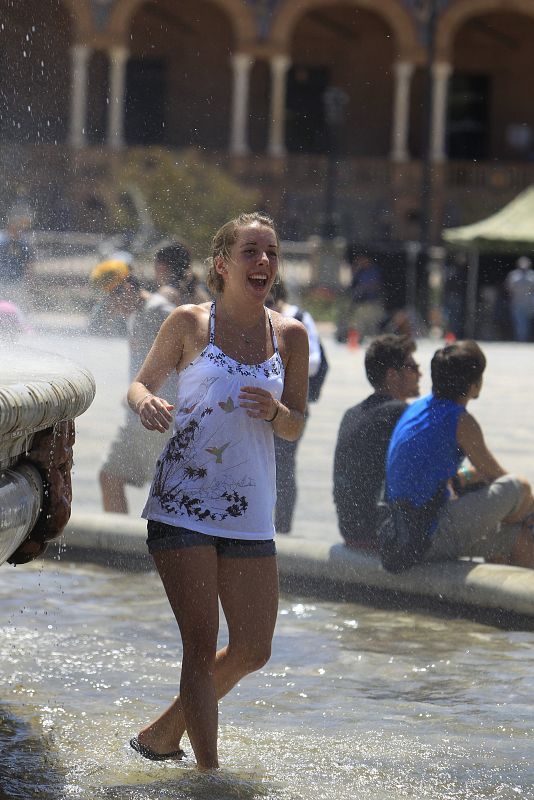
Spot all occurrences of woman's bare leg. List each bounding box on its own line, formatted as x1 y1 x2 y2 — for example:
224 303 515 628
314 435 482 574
216 553 279 690
99 469 128 513
139 546 220 769
137 554 278 766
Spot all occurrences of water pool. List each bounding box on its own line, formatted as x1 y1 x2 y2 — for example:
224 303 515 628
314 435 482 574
1 559 533 799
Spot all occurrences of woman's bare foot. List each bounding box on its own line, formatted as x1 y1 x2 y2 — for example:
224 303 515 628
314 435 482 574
135 717 184 757
130 736 185 761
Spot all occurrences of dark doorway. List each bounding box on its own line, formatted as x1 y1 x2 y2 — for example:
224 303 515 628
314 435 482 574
87 52 108 145
286 65 329 153
125 58 167 145
447 73 490 160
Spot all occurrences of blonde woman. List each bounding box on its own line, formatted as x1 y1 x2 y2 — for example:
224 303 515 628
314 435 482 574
127 212 309 770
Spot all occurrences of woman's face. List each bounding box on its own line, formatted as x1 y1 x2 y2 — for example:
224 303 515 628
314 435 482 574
221 223 279 301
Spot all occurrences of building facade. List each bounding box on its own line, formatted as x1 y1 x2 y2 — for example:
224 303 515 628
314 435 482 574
2 0 534 243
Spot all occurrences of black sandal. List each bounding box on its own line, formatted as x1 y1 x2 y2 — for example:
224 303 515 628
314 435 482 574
130 736 186 762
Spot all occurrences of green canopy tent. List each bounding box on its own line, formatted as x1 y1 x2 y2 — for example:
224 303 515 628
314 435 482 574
442 185 534 337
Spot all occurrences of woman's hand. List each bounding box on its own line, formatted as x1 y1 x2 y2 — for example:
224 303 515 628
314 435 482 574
239 386 279 422
138 394 174 432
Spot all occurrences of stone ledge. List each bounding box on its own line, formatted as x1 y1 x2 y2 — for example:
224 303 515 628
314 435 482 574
0 347 96 469
41 512 534 626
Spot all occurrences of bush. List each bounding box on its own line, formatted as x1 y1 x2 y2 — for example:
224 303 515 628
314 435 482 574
107 147 260 257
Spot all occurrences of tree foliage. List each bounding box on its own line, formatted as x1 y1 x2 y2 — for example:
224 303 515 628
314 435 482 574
108 147 259 256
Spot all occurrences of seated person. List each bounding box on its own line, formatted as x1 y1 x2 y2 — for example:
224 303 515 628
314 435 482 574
333 334 420 549
384 340 534 570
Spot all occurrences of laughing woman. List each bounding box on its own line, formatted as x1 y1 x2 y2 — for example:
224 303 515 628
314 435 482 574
127 212 309 770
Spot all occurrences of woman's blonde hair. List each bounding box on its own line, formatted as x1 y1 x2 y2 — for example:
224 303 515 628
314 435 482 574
206 211 279 295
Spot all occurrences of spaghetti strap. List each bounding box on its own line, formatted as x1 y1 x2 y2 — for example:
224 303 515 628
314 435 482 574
266 309 280 353
208 301 216 344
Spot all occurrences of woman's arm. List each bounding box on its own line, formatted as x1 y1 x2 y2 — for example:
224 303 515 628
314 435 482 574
239 317 309 442
456 412 507 483
127 306 201 432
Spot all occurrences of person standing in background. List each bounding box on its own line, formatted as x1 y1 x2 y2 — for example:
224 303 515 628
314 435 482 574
89 260 176 513
0 300 31 343
505 256 534 342
0 214 35 311
338 251 384 342
154 243 210 307
443 253 468 339
268 279 322 533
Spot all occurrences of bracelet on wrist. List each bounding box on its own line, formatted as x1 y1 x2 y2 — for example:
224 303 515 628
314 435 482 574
267 402 279 423
459 464 472 483
135 392 153 413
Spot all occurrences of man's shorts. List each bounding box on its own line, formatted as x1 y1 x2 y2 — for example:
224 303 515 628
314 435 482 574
101 416 171 488
423 474 525 562
147 520 277 558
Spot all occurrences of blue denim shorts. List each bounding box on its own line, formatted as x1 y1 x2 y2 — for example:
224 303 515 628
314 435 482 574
146 520 277 558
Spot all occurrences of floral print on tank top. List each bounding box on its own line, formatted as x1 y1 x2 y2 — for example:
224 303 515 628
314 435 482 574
148 304 283 525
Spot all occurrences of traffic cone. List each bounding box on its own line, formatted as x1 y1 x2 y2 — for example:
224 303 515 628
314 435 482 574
347 328 360 350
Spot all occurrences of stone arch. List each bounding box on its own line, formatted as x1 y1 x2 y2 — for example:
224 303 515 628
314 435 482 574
269 0 418 59
438 0 534 162
107 0 257 47
436 0 534 60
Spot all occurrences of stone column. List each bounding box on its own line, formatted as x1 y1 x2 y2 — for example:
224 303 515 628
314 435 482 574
107 46 129 150
390 60 414 162
69 44 90 148
268 54 290 157
430 61 452 163
230 53 254 155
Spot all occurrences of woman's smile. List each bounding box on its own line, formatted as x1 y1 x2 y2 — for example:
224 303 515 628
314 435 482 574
247 270 270 291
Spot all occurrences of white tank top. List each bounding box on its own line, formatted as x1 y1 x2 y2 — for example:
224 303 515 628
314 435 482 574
142 302 285 539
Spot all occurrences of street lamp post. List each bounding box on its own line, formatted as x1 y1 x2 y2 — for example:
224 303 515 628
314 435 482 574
415 0 438 319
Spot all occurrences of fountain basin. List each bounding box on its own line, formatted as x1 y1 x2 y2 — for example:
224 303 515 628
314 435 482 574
53 511 534 627
0 346 95 565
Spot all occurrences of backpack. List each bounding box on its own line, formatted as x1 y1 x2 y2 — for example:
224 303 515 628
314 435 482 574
378 489 444 573
294 308 329 403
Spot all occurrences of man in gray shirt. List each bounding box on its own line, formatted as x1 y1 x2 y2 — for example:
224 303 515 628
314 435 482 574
333 334 420 549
